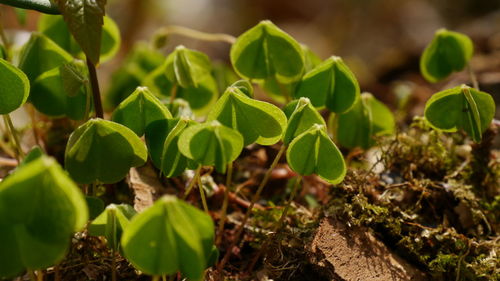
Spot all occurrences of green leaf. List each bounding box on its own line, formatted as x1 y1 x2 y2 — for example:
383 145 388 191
38 14 121 63
207 86 287 146
230 20 304 83
230 79 253 98
286 124 346 184
89 204 136 251
18 33 73 82
143 60 218 116
85 196 105 220
146 118 192 177
65 118 148 184
0 0 60 14
283 98 325 145
56 0 106 64
0 58 30 114
420 29 473 83
178 121 243 173
330 93 395 149
31 67 89 120
302 44 322 72
0 156 88 277
60 59 88 97
294 56 360 113
121 195 214 280
424 85 495 142
112 86 172 136
18 146 44 168
165 45 212 88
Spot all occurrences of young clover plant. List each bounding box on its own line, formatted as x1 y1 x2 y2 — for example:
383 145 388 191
294 56 360 113
329 92 395 149
112 86 173 136
420 28 473 83
121 195 215 281
65 118 147 184
424 85 495 142
0 156 88 278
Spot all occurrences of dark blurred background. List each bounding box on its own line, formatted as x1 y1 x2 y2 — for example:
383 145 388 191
1 0 500 117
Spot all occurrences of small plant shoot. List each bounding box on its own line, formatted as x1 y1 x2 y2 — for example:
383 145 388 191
330 92 395 149
420 29 473 83
424 85 495 142
121 195 215 280
295 56 360 113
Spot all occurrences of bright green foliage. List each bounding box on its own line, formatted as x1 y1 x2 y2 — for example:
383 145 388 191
424 85 495 142
121 195 215 280
38 15 120 63
112 87 173 136
55 0 106 64
330 93 395 149
207 86 287 145
18 33 72 81
106 43 165 108
60 59 88 97
286 124 346 184
178 121 243 173
294 56 359 113
65 118 148 184
230 20 304 83
165 45 212 88
146 118 193 177
230 79 253 98
89 204 136 252
0 156 88 278
143 59 218 115
31 67 88 120
0 58 29 114
420 29 473 83
283 98 325 145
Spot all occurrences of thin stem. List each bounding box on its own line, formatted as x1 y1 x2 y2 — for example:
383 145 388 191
157 25 236 44
248 176 303 271
197 174 209 214
182 166 202 200
36 270 43 281
217 145 286 272
169 84 178 106
83 81 92 121
27 104 41 147
152 276 160 281
3 114 24 162
86 58 104 118
111 250 117 281
162 275 167 281
0 0 60 14
28 270 37 281
54 265 61 281
0 11 11 60
467 63 479 90
216 163 233 245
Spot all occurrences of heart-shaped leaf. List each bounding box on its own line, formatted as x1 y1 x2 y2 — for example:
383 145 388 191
56 0 106 64
207 86 287 146
146 118 193 177
121 195 214 280
89 204 137 252
112 86 173 136
286 124 346 184
0 156 88 278
178 121 243 173
420 29 473 83
329 93 395 149
424 85 495 142
283 98 325 145
60 59 88 97
165 45 212 88
0 58 30 114
39 14 121 63
31 67 89 120
65 118 148 184
230 20 304 84
294 56 360 113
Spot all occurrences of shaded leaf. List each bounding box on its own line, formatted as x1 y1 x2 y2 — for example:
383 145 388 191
85 196 105 220
207 86 287 146
89 204 136 251
0 58 29 114
60 59 88 97
283 97 325 145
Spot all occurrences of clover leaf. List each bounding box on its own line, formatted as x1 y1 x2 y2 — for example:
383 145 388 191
0 58 30 114
283 98 325 145
165 45 212 88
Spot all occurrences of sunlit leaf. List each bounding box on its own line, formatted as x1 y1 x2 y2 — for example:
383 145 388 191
121 195 214 280
178 121 243 173
286 124 346 184
65 119 148 184
0 58 30 114
294 56 359 113
420 29 473 83
424 85 495 142
283 98 325 145
165 45 212 88
230 20 304 83
0 156 88 278
207 86 287 146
